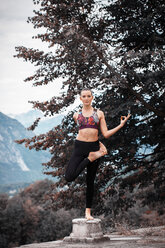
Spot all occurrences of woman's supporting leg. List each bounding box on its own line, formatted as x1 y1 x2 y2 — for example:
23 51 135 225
85 159 99 219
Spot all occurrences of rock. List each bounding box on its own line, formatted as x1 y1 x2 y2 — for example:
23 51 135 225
63 218 109 243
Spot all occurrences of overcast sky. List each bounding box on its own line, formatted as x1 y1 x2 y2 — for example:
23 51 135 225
0 0 62 115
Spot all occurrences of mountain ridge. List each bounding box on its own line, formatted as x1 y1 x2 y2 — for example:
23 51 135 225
9 109 64 134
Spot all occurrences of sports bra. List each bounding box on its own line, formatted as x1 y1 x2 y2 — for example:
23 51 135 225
77 109 100 130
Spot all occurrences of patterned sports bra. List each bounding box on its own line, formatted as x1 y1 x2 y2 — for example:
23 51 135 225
77 109 100 130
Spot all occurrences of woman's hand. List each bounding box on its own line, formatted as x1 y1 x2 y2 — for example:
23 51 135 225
120 113 131 127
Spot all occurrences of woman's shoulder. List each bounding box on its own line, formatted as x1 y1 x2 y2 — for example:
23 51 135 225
73 111 80 120
96 109 104 117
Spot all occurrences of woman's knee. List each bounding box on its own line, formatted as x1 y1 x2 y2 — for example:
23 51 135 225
65 172 74 182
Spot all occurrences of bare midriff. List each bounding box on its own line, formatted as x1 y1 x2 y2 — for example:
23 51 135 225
76 128 99 142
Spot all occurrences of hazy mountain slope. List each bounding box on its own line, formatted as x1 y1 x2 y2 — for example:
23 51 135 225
10 110 64 134
0 112 51 185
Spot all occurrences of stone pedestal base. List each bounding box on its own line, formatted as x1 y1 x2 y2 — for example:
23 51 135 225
63 218 109 243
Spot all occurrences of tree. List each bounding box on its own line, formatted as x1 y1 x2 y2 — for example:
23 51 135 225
15 0 165 217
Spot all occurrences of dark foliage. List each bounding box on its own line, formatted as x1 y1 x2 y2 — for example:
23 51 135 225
0 180 81 248
14 0 165 217
0 181 164 248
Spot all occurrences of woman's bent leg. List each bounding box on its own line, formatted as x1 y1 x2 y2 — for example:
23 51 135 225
65 139 101 183
65 152 90 182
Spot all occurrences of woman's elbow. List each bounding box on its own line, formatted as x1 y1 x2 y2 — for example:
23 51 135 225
103 132 109 139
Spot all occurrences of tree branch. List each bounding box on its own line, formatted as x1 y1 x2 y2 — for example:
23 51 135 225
90 41 165 117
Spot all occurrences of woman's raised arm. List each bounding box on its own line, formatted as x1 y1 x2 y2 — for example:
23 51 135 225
99 110 131 139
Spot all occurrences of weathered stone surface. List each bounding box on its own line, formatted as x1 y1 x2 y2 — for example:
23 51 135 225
14 224 165 248
63 218 109 243
14 237 165 248
72 218 102 238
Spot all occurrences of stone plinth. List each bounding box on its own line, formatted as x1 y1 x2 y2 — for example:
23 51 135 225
63 218 109 243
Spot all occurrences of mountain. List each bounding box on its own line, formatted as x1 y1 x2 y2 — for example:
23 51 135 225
0 112 53 187
9 109 43 127
10 110 64 134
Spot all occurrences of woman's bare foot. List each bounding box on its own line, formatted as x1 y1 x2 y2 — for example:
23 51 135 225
88 142 107 162
99 142 107 154
85 208 94 220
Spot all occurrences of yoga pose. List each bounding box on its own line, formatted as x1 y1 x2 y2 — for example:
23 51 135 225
65 89 131 220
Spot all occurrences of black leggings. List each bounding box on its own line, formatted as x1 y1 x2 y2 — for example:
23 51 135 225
65 139 100 208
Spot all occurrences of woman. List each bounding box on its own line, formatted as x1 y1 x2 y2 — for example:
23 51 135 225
65 89 131 220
